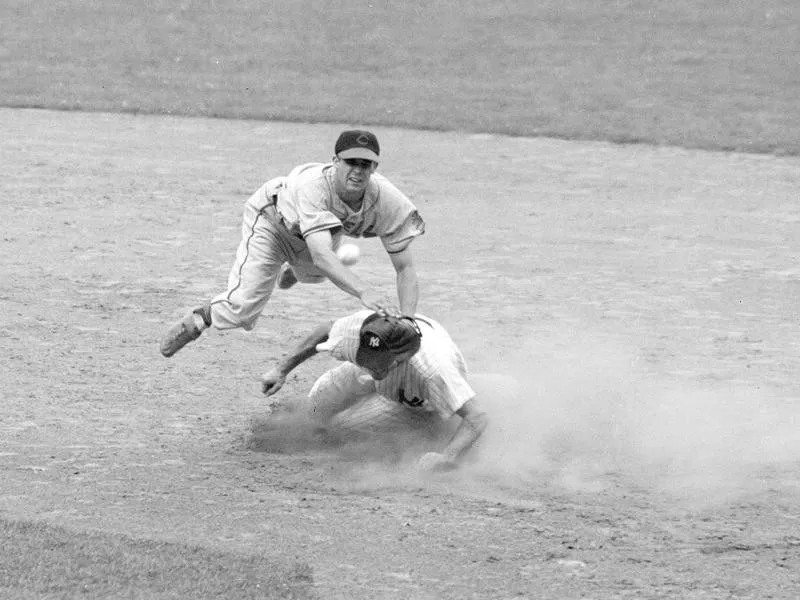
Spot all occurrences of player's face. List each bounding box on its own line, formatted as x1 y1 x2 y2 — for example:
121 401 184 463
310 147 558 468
364 358 399 381
333 157 377 200
361 349 415 380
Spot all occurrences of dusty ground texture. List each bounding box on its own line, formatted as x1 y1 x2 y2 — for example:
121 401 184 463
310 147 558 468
1 108 799 599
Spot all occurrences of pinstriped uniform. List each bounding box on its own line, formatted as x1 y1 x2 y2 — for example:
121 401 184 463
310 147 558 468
374 318 473 418
308 312 475 434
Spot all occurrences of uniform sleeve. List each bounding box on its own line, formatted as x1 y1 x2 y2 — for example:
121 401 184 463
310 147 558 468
317 310 371 364
381 209 426 254
370 175 425 254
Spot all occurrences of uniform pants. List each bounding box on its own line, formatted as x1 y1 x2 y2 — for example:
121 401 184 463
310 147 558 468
209 181 342 331
304 363 444 438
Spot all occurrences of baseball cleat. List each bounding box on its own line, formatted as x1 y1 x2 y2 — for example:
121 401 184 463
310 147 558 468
159 307 209 357
277 263 298 290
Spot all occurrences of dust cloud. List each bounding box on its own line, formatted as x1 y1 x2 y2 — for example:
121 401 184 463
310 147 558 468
465 331 800 503
247 331 799 504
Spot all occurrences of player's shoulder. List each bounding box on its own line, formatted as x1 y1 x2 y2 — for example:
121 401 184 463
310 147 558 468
368 173 413 204
371 172 404 192
408 316 449 349
286 162 330 188
345 309 374 323
331 309 372 333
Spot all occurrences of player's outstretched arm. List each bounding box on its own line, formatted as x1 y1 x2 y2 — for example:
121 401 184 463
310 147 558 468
261 321 334 396
306 230 400 315
305 231 368 297
419 398 488 471
388 246 418 316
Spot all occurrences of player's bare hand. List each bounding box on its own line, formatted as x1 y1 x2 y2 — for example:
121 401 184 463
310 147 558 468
359 289 400 317
417 451 458 473
261 368 286 397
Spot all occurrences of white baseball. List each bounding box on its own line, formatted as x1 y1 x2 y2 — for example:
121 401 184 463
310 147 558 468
336 243 361 266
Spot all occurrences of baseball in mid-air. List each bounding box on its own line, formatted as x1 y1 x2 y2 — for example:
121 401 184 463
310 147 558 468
336 243 361 266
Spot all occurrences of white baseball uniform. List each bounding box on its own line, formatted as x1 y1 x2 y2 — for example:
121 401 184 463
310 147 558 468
305 311 476 434
209 164 425 330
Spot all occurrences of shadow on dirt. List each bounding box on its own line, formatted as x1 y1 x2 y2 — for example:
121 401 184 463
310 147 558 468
245 405 447 471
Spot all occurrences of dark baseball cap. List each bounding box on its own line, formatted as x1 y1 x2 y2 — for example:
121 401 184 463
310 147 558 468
335 130 380 164
356 313 422 372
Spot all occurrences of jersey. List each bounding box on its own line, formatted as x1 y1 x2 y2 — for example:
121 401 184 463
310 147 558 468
318 311 476 421
274 163 425 254
373 317 475 420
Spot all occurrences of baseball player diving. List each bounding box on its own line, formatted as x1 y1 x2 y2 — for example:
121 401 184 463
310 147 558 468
160 129 425 358
260 310 489 471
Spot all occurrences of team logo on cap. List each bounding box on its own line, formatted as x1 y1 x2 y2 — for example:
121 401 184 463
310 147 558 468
356 134 371 146
368 336 381 348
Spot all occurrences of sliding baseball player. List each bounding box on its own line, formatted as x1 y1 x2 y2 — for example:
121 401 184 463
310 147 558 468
261 310 488 471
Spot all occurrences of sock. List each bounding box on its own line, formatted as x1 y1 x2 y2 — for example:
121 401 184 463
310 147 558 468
192 312 209 331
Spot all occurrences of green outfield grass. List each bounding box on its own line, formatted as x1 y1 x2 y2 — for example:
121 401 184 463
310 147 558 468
2 0 798 154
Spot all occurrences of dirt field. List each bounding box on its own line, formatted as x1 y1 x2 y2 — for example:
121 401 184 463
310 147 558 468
1 108 799 599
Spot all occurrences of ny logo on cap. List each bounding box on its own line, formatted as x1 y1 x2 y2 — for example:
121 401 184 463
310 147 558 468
368 336 381 348
356 134 371 146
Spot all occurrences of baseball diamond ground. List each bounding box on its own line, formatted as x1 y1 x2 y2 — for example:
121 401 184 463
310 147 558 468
1 107 798 598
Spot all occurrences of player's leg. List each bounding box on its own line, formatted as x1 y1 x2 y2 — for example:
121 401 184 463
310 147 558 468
208 204 287 331
277 231 344 289
328 393 426 435
304 363 439 438
302 362 376 422
160 190 287 357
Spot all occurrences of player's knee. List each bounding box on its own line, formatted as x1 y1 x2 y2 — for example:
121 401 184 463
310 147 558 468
308 371 337 403
307 366 372 422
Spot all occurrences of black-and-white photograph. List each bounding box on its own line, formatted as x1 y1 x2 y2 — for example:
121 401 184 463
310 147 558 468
1 2 798 598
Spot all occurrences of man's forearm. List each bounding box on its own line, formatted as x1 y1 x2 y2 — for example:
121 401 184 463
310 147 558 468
441 404 488 463
306 231 369 301
396 266 418 315
276 323 332 376
441 422 482 463
313 250 370 301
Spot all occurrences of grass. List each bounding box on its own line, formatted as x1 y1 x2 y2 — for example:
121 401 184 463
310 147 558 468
2 0 799 154
0 519 315 599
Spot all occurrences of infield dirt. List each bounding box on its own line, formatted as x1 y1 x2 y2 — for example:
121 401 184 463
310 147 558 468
1 108 799 598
